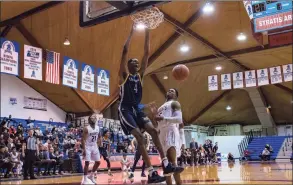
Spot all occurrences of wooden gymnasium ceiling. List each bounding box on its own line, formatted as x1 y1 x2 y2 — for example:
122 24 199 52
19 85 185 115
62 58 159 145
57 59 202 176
1 1 292 125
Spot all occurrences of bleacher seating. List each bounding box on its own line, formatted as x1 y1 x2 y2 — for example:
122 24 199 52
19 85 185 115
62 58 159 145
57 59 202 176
246 136 288 161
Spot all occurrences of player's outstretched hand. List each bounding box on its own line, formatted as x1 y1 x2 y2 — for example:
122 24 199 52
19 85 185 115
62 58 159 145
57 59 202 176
145 101 158 114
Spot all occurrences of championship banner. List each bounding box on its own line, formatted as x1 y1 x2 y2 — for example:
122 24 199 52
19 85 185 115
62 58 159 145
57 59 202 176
23 96 47 111
232 72 244 89
81 64 95 92
269 66 282 84
282 64 292 82
221 73 231 90
257 68 269 86
97 68 110 96
24 45 42 81
245 70 257 87
62 56 79 88
0 38 19 76
243 1 253 20
208 75 218 91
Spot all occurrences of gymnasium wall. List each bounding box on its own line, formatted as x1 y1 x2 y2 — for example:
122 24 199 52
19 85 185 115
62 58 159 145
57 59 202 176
0 74 66 122
277 125 292 136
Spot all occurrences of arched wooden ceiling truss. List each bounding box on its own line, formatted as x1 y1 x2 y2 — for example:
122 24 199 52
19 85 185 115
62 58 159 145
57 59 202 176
1 1 292 125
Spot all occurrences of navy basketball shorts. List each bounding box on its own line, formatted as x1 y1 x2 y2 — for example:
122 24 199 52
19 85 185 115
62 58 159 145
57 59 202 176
118 105 150 135
99 147 108 158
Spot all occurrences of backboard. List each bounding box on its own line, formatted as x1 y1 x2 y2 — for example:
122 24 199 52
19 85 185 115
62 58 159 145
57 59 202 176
79 1 168 28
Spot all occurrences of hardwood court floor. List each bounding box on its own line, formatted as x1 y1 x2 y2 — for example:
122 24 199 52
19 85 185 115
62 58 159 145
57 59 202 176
2 162 292 184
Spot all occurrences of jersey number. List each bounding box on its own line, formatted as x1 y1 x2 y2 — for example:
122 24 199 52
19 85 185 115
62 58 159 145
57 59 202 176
92 136 97 142
134 83 138 93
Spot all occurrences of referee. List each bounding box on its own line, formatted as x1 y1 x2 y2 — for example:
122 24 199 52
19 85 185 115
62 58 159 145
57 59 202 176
22 129 39 180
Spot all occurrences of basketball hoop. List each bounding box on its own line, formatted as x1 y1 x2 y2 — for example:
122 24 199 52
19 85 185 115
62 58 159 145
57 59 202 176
130 7 164 29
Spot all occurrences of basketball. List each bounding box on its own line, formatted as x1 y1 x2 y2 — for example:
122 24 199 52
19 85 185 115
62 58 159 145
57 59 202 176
172 64 189 81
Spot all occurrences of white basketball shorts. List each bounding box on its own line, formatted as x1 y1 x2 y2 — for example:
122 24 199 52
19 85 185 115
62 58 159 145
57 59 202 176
84 145 101 162
159 126 181 158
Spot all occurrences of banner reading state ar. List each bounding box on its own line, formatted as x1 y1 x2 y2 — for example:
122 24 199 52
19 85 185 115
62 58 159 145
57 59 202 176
62 56 79 88
0 38 19 76
97 68 110 96
24 45 42 81
81 63 95 92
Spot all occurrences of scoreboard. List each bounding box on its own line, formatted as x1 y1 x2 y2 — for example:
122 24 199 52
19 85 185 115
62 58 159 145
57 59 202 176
244 1 292 33
251 1 292 18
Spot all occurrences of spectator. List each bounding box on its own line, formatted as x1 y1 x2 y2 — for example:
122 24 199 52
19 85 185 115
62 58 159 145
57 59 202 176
36 145 52 176
227 153 235 163
9 126 16 137
15 139 22 151
120 153 131 172
7 138 15 151
260 148 270 161
189 138 198 165
49 147 64 175
10 147 22 176
265 144 273 153
212 142 218 163
16 124 24 135
0 145 13 178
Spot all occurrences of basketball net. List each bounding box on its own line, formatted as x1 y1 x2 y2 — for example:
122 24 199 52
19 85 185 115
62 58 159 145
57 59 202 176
130 7 164 29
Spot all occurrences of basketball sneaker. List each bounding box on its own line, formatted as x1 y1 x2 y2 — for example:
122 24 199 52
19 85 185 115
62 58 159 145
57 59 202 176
81 176 94 185
147 171 166 183
88 174 97 185
128 173 134 179
162 162 184 176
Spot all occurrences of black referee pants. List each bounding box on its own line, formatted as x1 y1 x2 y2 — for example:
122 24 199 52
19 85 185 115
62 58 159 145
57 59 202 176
23 149 37 178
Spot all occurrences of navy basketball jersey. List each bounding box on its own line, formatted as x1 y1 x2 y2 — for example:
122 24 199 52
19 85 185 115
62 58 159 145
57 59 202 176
119 73 142 106
102 137 111 150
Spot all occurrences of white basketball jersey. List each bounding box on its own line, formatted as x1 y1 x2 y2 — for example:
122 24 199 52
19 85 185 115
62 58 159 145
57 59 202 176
157 100 179 129
86 125 100 146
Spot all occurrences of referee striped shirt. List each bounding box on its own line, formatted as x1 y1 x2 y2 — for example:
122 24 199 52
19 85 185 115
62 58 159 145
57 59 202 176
26 136 37 150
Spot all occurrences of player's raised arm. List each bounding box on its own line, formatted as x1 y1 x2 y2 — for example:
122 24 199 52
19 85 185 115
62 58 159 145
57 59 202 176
139 29 150 77
119 26 134 84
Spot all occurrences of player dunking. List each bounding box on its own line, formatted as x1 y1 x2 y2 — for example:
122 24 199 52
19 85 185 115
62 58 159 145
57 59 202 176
98 130 113 176
155 88 183 185
81 114 101 185
118 26 183 183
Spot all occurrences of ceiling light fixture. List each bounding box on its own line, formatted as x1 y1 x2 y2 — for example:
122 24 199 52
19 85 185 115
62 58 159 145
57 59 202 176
135 23 146 30
180 44 190 53
163 75 168 80
63 37 70 46
226 105 232 111
215 66 222 71
203 3 214 14
237 32 247 41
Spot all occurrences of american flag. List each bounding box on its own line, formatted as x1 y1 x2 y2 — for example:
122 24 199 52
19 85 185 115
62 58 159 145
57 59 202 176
46 50 60 84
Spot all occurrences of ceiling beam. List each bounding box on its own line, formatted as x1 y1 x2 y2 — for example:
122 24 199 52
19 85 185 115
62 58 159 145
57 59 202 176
0 25 12 37
150 74 167 95
163 12 249 70
0 2 64 27
163 13 292 94
14 23 94 113
148 2 209 66
188 90 231 124
163 44 292 68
